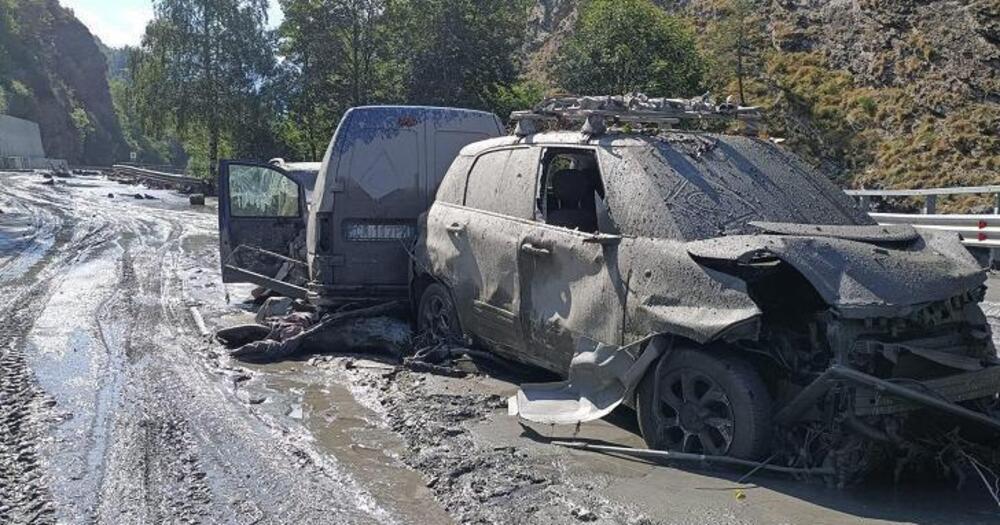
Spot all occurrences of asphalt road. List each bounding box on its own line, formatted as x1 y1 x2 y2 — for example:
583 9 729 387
1 170 998 524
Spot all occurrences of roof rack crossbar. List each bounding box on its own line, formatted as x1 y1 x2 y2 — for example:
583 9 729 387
510 93 762 135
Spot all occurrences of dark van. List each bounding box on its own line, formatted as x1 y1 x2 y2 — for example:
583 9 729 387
218 106 504 303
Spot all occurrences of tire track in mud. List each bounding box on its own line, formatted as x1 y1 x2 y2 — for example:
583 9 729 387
0 196 60 283
146 220 393 524
0 175 383 523
0 177 202 524
0 191 119 524
90 217 219 524
88 206 391 524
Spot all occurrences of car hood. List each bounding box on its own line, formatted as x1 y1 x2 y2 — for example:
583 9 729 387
686 230 985 317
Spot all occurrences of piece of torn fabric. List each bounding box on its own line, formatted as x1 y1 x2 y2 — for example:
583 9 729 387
228 301 406 363
509 336 667 425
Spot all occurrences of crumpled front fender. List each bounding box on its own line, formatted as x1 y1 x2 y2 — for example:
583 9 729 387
687 231 985 318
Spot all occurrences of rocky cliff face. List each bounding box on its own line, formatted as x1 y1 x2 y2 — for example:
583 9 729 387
528 0 998 108
769 0 998 114
525 0 999 191
523 0 579 82
1 0 126 165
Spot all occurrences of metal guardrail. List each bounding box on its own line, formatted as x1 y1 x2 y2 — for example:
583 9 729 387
845 186 1000 214
116 162 187 175
111 165 212 194
845 186 1000 253
870 213 1000 249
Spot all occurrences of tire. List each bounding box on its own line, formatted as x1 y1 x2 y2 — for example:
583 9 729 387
416 283 464 343
637 348 772 460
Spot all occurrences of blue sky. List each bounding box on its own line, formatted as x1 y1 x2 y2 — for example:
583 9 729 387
61 0 284 48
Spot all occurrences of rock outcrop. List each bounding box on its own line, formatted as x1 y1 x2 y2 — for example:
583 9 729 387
0 0 127 166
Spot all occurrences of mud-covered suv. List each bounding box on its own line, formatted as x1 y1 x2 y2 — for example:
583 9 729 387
412 103 1000 479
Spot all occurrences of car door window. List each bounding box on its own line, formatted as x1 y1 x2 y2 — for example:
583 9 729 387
229 165 300 217
464 148 537 219
537 149 605 233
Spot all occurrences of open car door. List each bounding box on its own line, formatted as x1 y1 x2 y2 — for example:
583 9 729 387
218 161 310 299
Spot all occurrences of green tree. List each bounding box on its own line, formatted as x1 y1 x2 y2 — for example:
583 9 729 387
276 0 399 159
488 79 547 123
0 0 13 75
388 0 530 111
0 0 12 111
553 0 703 97
131 0 275 178
699 0 768 104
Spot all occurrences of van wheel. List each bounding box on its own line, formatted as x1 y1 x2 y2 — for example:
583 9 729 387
417 283 463 343
637 349 772 460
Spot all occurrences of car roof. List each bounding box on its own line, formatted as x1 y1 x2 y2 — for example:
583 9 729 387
347 105 499 119
457 131 699 157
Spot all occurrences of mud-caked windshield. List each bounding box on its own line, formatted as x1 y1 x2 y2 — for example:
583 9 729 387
625 135 873 241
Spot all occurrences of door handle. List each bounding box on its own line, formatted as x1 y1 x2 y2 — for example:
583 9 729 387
521 243 551 257
446 223 465 234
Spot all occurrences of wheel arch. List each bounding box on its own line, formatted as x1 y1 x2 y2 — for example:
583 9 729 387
625 331 773 408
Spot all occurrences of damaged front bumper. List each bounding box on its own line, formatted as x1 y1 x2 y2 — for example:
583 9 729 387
777 364 1000 432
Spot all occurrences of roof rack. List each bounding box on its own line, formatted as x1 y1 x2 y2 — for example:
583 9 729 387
510 93 762 136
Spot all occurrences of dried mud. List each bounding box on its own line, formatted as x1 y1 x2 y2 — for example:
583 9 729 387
3 171 1000 525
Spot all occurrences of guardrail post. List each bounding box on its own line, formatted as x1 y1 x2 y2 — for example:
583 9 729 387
923 195 937 215
994 192 1000 215
859 195 871 212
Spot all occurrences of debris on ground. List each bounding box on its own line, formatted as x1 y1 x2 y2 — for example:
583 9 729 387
216 324 271 347
219 301 407 363
570 507 598 522
342 361 644 524
189 193 206 206
403 343 512 378
550 440 835 477
255 296 295 324
189 306 209 336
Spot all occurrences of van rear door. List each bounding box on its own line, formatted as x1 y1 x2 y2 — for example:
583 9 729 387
218 161 309 298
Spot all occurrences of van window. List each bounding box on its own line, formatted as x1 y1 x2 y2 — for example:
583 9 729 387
229 165 300 217
464 148 537 219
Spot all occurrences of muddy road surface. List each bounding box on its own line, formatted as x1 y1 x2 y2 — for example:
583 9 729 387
1 170 999 524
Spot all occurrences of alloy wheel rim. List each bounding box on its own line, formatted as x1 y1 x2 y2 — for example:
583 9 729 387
655 368 735 455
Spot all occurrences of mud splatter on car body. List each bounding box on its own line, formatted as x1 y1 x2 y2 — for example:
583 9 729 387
413 125 1000 482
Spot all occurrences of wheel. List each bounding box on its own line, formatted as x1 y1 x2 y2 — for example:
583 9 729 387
637 348 772 460
417 283 463 342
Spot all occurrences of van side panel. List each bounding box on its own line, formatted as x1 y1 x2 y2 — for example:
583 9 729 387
307 107 502 303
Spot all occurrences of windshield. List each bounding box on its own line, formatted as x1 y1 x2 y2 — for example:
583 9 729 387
634 135 873 241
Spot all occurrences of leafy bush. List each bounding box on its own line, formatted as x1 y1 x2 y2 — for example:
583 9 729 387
553 0 703 96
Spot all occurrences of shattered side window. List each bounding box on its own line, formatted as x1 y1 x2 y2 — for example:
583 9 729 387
229 165 300 218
